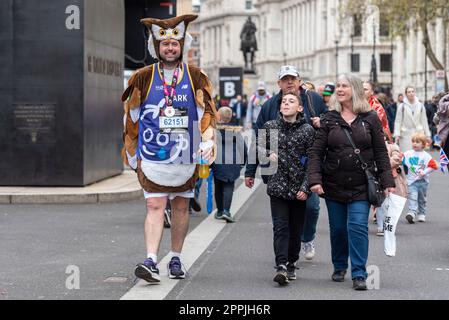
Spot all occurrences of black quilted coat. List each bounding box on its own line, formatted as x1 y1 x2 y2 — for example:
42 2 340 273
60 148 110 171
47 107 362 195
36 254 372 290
308 110 395 203
259 114 316 200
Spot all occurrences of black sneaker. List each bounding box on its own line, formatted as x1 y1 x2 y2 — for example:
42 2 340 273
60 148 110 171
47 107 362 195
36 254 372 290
352 277 367 291
168 257 186 279
164 208 171 228
286 262 299 280
214 210 224 220
331 270 347 282
190 198 202 212
135 258 160 283
221 210 235 223
273 265 289 285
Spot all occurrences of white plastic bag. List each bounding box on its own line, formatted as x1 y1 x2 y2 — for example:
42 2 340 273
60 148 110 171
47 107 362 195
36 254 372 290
383 194 407 257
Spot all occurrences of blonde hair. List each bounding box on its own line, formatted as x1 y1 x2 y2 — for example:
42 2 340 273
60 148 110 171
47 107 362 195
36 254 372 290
411 132 427 146
303 81 316 91
217 106 233 124
329 74 371 114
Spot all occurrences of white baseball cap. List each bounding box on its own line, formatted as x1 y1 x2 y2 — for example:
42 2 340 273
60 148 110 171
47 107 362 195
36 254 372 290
278 65 300 80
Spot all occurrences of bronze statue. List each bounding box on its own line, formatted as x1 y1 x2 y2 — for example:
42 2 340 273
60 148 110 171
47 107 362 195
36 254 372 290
240 17 258 72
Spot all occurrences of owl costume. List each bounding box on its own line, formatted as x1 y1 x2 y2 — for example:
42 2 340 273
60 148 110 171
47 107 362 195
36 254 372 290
122 15 217 194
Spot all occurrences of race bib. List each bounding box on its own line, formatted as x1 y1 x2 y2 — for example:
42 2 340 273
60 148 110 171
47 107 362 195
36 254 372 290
160 116 189 129
159 107 189 133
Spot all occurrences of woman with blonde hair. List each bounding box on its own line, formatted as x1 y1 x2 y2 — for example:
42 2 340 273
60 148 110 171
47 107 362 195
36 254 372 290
308 74 395 290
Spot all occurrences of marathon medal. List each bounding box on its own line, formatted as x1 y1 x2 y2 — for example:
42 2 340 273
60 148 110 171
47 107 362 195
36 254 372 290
160 63 180 119
165 106 176 118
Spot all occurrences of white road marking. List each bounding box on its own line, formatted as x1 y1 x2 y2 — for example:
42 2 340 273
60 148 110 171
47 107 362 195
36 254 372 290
120 179 262 300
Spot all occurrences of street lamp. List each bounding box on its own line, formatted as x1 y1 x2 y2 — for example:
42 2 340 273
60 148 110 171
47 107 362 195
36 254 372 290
369 5 379 85
351 32 354 56
424 7 429 102
335 39 339 83
350 32 354 72
390 38 394 93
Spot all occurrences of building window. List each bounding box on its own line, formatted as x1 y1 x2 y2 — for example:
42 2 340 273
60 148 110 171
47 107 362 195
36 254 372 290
379 15 390 37
380 54 392 72
350 54 360 72
245 0 252 10
353 15 362 37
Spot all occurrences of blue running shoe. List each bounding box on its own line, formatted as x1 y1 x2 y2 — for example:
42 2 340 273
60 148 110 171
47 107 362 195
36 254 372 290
135 258 160 283
168 257 186 279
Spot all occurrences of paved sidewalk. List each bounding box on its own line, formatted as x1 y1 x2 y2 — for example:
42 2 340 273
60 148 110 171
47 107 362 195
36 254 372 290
0 170 143 204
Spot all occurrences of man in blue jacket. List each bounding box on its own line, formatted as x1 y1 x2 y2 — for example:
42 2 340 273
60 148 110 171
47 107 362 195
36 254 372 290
245 65 327 261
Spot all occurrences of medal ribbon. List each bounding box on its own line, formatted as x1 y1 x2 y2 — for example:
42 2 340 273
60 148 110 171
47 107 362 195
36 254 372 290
160 62 180 109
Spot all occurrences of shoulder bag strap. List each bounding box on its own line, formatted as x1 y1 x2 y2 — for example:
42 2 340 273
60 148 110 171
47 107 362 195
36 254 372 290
304 89 317 118
342 127 368 170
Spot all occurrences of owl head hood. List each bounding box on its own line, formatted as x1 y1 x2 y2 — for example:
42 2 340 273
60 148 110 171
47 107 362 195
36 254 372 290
141 14 198 62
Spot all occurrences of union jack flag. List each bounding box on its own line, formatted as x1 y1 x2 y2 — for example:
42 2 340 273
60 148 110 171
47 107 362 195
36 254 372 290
440 148 449 173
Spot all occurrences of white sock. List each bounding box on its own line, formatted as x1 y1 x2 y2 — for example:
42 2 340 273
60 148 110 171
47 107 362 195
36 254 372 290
147 253 158 264
169 251 181 260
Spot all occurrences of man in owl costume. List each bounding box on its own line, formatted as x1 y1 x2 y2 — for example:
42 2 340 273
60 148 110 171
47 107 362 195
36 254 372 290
122 14 217 283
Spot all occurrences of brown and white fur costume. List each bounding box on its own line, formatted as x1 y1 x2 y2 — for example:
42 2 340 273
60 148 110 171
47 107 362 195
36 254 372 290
121 15 217 193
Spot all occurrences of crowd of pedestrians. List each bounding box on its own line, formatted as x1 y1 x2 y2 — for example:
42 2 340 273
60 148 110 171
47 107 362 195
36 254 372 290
207 69 447 290
123 12 448 293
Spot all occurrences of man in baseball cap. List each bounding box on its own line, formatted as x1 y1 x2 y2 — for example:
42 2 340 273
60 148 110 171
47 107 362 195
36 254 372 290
323 83 335 95
278 65 300 80
322 83 335 106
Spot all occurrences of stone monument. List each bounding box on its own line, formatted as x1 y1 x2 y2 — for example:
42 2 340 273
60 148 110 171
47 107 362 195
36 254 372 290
0 0 125 186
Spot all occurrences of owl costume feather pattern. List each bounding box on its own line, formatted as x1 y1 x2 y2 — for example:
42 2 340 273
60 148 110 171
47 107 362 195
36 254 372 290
122 15 218 193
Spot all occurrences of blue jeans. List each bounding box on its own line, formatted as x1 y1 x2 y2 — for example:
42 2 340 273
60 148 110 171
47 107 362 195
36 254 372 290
214 179 235 212
325 199 370 279
408 179 429 216
301 192 320 242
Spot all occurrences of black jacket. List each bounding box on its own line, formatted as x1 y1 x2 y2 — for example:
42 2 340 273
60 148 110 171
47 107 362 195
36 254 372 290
259 115 315 200
245 89 327 180
308 110 395 203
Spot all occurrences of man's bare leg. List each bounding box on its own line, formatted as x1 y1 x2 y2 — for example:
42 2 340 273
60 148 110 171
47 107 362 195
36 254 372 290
166 196 190 279
170 197 190 253
135 196 167 283
144 197 168 258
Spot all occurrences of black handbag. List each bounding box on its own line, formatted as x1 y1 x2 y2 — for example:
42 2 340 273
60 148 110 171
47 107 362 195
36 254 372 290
343 128 386 207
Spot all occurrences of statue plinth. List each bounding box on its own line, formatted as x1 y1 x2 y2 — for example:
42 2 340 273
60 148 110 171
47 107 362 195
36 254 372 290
243 51 256 74
0 0 125 186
